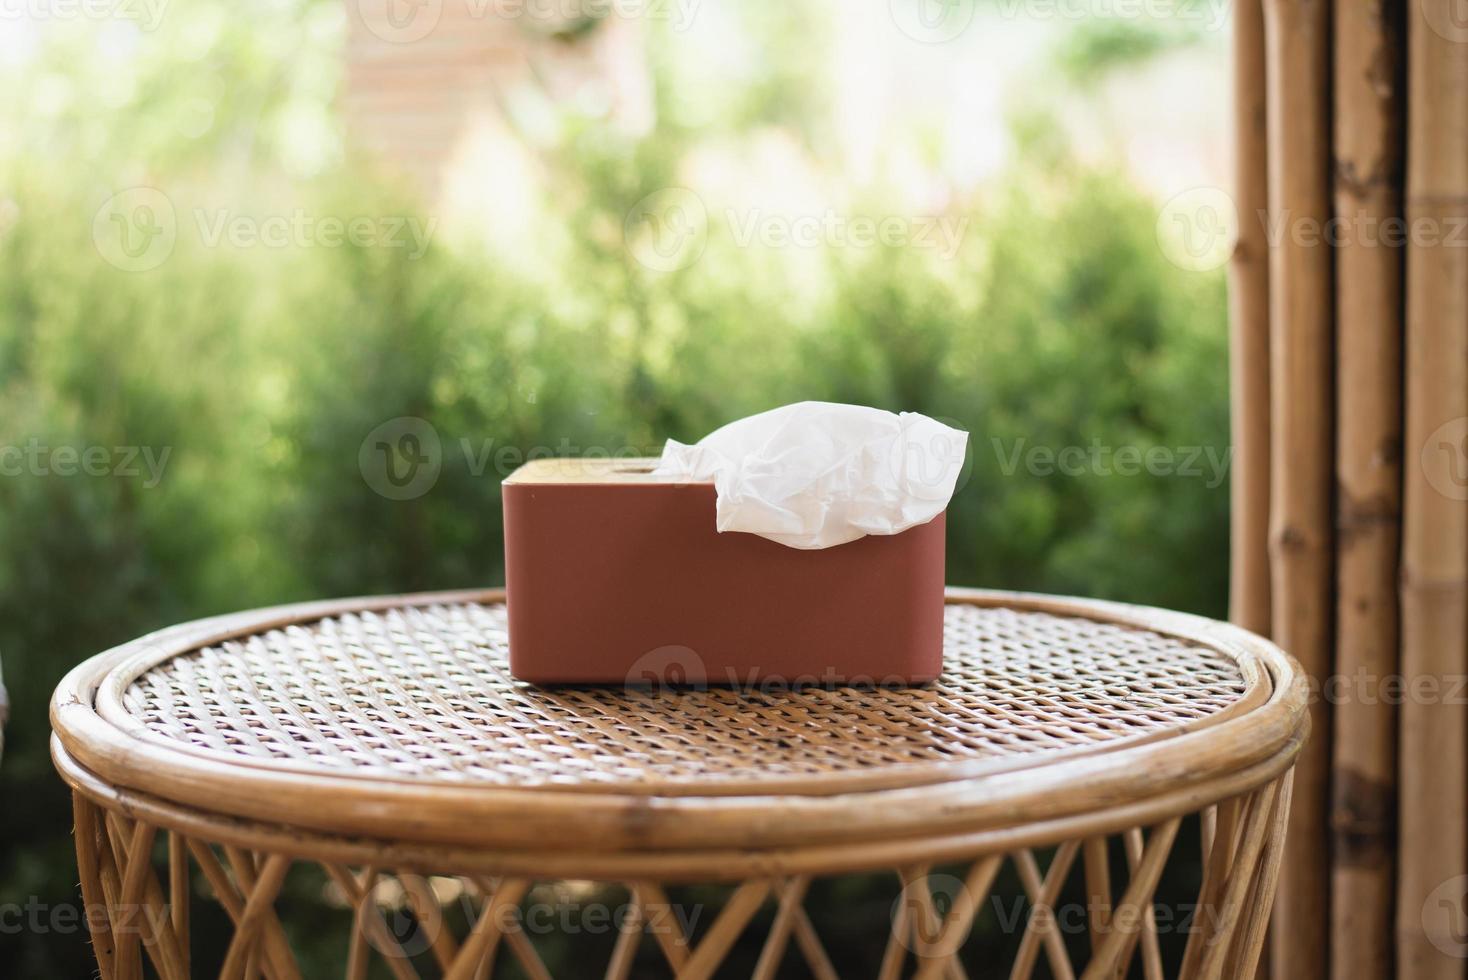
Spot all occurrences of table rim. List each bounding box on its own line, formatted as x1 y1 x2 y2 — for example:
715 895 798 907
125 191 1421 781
51 587 1309 854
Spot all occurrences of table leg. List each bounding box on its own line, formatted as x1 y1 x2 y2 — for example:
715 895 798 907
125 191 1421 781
66 771 1296 979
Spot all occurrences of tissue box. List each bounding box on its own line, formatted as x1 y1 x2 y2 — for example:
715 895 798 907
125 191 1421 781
502 458 946 685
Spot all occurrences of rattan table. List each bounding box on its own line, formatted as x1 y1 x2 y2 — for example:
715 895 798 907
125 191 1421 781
51 588 1306 980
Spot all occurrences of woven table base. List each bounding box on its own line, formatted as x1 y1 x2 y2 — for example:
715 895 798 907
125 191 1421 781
62 755 1291 980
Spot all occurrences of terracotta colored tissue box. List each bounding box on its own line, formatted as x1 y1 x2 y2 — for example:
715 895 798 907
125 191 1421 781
502 458 946 685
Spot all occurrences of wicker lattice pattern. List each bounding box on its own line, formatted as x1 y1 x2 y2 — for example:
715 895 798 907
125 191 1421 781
56 590 1304 979
118 601 1250 789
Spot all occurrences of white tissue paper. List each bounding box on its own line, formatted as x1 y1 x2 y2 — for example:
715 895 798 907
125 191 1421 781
653 401 969 549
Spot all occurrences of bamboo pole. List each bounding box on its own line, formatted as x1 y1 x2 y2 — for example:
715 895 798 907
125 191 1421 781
1262 0 1334 975
1230 7 1273 973
1331 0 1404 976
1230 0 1273 639
1397 0 1468 974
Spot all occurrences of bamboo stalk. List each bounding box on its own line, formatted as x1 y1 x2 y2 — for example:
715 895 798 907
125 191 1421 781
1229 0 1273 639
1331 0 1405 976
1261 0 1334 975
1397 0 1468 975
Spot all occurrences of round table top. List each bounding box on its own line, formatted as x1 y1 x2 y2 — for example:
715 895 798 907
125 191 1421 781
52 588 1307 878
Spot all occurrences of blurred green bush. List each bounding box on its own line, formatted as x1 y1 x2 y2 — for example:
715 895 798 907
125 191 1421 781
0 6 1227 974
0 144 1227 975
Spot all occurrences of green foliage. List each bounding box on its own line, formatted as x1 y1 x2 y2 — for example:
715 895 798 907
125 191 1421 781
0 135 1228 969
1053 18 1209 82
0 7 1227 975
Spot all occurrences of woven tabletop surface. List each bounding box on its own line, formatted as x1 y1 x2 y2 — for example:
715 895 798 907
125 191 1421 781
53 589 1304 860
88 594 1262 796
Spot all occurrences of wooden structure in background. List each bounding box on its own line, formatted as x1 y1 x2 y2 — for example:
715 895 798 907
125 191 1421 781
1332 0 1404 977
1232 0 1467 976
1228 0 1272 641
1398 0 1468 974
344 0 653 202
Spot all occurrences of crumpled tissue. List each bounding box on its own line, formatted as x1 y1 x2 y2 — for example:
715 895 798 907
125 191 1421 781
653 401 968 549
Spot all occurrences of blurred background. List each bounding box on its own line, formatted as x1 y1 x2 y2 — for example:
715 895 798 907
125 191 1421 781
1 0 1233 973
